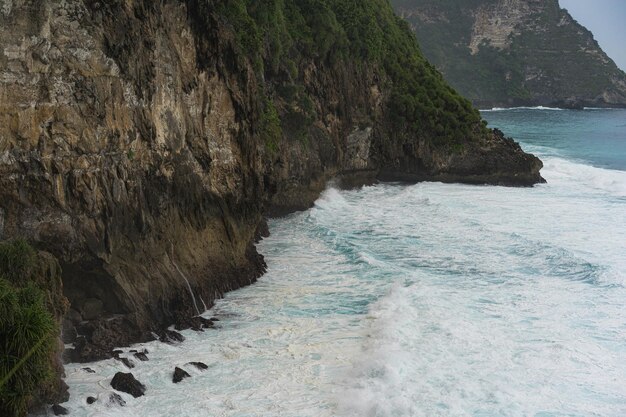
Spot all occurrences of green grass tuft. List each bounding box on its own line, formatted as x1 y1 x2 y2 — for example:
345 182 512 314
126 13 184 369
0 241 57 417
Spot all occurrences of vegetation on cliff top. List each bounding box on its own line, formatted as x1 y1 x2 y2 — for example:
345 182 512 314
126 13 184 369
0 241 63 417
216 0 487 148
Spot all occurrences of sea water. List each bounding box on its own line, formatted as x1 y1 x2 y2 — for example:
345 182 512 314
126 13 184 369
56 109 626 417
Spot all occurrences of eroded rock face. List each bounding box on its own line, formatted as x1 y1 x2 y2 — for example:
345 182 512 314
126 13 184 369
469 0 537 54
0 0 267 362
0 0 543 370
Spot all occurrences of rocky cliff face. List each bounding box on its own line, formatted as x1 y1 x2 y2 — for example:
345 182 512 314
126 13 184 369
0 0 542 371
393 0 626 108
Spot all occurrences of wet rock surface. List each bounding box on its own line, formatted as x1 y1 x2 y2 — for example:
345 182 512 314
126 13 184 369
110 372 146 398
188 362 209 370
107 393 126 407
115 357 135 369
52 404 68 415
159 330 186 344
172 367 191 384
133 351 149 362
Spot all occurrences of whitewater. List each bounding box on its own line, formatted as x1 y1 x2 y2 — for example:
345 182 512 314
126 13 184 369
55 109 626 417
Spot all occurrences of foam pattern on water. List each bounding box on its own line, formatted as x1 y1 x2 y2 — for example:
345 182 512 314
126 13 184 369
53 115 626 417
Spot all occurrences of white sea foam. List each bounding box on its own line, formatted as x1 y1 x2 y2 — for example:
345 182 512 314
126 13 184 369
482 106 566 112
49 148 626 416
541 156 626 197
583 107 623 110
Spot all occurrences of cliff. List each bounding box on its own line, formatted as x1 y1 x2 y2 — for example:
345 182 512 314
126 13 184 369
392 0 626 109
0 0 542 376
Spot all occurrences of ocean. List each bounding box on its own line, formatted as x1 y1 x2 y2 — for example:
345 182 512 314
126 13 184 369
57 108 626 417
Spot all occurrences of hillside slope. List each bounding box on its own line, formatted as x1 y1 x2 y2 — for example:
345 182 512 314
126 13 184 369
392 0 626 108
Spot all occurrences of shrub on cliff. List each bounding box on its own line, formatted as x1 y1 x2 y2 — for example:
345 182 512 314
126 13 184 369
0 241 58 417
0 239 36 284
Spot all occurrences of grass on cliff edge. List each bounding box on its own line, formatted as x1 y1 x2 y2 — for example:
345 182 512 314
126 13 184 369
0 240 57 417
216 0 487 149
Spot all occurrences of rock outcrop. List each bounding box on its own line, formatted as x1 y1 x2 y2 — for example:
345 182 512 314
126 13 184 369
172 367 191 384
0 0 543 379
393 0 626 108
110 372 145 398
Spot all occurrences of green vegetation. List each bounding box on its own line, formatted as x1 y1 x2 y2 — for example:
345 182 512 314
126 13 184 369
0 241 58 417
216 0 487 148
260 97 282 152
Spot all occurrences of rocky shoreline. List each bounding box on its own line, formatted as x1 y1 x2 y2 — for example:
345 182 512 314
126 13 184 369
0 1 543 412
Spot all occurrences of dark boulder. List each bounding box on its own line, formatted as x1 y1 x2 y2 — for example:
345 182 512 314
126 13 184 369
52 404 68 415
86 396 97 404
159 329 185 343
115 356 135 369
175 316 214 332
110 372 146 397
172 367 191 383
134 351 149 361
188 361 209 370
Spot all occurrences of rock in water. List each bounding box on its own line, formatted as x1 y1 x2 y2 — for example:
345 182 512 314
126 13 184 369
134 351 149 361
188 361 209 370
110 372 146 398
52 404 68 415
115 356 135 369
160 330 185 344
86 396 97 404
107 393 126 407
172 367 191 383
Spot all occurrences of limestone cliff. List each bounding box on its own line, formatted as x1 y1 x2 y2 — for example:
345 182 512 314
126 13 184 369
393 0 626 108
0 0 542 372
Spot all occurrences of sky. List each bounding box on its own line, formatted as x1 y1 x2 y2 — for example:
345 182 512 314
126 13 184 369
559 0 626 71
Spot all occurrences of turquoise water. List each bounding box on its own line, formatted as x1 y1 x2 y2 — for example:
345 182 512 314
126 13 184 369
58 109 626 417
483 107 626 170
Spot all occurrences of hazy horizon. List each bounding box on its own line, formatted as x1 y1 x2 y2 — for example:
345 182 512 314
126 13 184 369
560 0 626 72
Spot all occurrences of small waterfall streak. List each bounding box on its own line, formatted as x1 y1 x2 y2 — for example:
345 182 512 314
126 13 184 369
170 244 201 316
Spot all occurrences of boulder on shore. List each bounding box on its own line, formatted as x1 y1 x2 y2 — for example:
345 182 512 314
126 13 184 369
172 367 191 383
110 372 146 398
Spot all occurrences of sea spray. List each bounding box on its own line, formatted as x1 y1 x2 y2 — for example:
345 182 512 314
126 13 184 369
56 109 626 417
